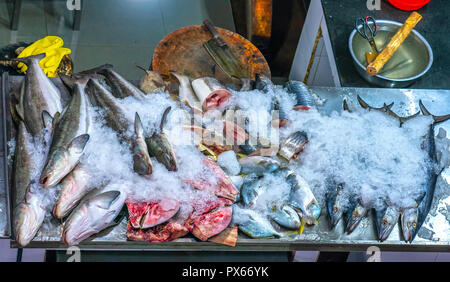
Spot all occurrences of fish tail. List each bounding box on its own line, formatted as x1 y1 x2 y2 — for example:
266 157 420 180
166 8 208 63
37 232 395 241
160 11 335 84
79 64 114 76
59 73 96 89
12 53 46 65
134 112 144 138
419 100 450 124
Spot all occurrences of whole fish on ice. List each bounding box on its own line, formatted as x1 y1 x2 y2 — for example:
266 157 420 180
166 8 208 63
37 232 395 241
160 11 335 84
13 53 63 136
40 74 91 188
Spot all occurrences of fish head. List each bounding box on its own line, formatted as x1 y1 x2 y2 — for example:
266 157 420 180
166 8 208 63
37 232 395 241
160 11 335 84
328 202 343 228
133 149 153 176
401 208 418 243
345 205 367 234
62 190 122 246
378 206 399 242
13 202 44 247
40 147 71 188
62 204 92 246
305 202 321 225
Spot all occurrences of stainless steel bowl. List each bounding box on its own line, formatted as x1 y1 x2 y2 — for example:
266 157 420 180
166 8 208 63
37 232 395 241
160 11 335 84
349 20 433 88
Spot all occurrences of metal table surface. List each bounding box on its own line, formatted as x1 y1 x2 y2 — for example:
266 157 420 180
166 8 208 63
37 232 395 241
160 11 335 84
1 76 449 251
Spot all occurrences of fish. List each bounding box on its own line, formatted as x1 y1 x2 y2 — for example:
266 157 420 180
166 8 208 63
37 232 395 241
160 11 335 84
285 170 321 225
53 164 92 219
12 53 63 136
255 74 274 93
133 113 153 176
12 122 47 247
238 156 280 176
278 131 309 161
82 64 145 99
62 188 126 246
191 77 232 111
145 106 178 171
240 176 265 207
325 181 346 228
136 66 165 94
87 77 130 134
285 81 315 110
236 208 281 238
40 74 91 188
374 202 400 242
400 100 450 242
344 197 368 234
268 203 301 230
170 71 201 110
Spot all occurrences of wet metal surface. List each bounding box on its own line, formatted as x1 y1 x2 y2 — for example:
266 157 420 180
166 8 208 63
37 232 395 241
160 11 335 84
1 80 449 250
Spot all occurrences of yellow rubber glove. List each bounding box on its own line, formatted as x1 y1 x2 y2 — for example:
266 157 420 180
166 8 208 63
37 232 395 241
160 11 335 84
17 36 71 77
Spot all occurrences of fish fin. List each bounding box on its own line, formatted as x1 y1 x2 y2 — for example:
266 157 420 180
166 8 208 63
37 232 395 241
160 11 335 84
160 106 171 132
59 73 95 89
91 191 121 210
67 134 90 155
52 112 61 129
136 65 151 75
41 110 53 129
298 218 305 234
12 53 46 65
419 100 450 124
356 95 370 109
134 112 144 138
343 99 351 112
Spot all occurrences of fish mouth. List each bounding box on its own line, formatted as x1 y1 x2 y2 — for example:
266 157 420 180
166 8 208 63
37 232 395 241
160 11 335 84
345 216 363 234
329 213 342 229
378 224 395 242
402 224 416 243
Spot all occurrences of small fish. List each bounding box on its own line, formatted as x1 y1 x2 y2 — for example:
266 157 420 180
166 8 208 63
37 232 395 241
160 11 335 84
62 188 126 246
278 131 309 161
145 107 178 171
191 77 232 111
40 74 91 188
269 204 301 230
326 181 346 228
133 113 153 176
53 164 92 219
238 156 280 176
285 170 321 225
13 53 63 136
344 197 368 234
137 66 165 94
236 208 281 239
375 203 400 242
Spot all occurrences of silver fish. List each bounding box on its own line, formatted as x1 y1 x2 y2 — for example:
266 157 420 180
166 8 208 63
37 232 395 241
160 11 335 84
171 71 200 110
53 164 92 219
269 203 301 230
235 207 281 239
13 53 63 136
285 80 315 110
326 181 346 228
285 170 321 225
345 197 368 234
133 113 153 176
238 156 280 176
375 203 400 242
62 188 126 246
12 122 46 247
278 131 308 161
40 74 91 188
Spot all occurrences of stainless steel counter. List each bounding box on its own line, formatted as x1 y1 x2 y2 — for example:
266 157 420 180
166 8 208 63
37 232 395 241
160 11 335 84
1 76 449 251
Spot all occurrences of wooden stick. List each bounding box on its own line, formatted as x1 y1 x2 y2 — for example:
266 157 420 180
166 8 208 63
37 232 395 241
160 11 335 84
366 12 422 76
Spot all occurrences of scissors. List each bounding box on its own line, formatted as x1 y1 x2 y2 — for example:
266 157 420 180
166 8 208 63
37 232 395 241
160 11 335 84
355 16 379 53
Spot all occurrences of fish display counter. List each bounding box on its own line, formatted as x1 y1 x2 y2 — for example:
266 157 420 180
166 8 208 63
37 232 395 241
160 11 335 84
1 72 448 251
